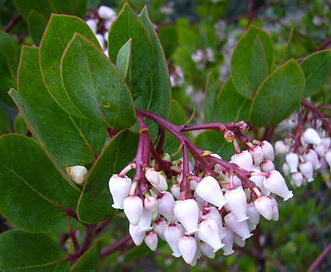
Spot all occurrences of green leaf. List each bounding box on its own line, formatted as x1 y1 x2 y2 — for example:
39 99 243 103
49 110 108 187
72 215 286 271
300 49 331 97
0 230 70 271
77 130 139 224
107 3 154 99
11 46 107 173
61 33 136 129
0 105 11 135
0 31 20 106
158 25 179 58
137 7 171 118
194 130 235 161
204 73 220 123
50 0 88 18
26 10 48 45
71 239 103 272
116 38 132 77
0 134 79 232
40 14 100 117
205 76 251 123
231 25 273 99
13 0 53 20
249 59 305 127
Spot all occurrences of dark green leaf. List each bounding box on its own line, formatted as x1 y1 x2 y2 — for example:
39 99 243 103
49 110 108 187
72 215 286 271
204 73 220 123
300 49 331 97
231 25 273 99
158 25 179 59
194 130 235 161
50 0 88 18
13 0 53 20
26 10 48 45
14 112 28 134
0 31 20 106
77 130 139 223
61 33 136 129
11 46 107 173
40 14 100 117
0 134 79 232
107 3 154 99
0 230 70 271
249 59 305 127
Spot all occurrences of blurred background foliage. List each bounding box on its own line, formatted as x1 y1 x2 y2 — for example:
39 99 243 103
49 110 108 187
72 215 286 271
1 0 331 271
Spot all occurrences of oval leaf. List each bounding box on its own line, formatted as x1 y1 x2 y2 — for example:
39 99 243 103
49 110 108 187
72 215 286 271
0 134 79 232
249 59 305 127
61 33 136 129
0 230 70 271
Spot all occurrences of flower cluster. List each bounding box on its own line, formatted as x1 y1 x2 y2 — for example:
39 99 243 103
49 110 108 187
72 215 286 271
274 101 331 188
191 47 216 69
85 5 117 55
108 110 292 266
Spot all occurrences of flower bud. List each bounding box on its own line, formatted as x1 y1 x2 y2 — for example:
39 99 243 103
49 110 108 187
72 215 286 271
157 192 175 221
164 224 185 257
302 128 322 145
224 130 235 142
299 161 314 182
224 212 252 240
138 208 153 231
178 235 198 265
108 174 132 209
285 152 299 173
144 196 158 213
199 241 216 259
325 150 331 168
153 218 167 240
144 231 158 251
129 223 146 246
254 196 275 220
65 165 87 185
98 5 116 20
170 183 180 200
86 19 97 33
263 170 293 201
291 172 304 187
246 202 260 225
224 186 249 222
195 176 227 209
261 160 275 173
261 140 275 161
145 168 160 185
174 199 200 234
222 227 235 256
197 218 224 252
123 196 143 225
249 172 270 196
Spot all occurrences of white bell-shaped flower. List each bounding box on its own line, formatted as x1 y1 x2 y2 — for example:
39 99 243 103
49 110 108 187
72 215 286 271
129 223 146 246
224 212 252 240
144 231 158 251
170 183 180 200
254 196 275 220
108 175 132 209
230 150 253 170
302 128 322 145
195 176 227 209
250 146 264 166
282 162 290 176
261 140 275 161
299 161 314 182
199 241 216 259
246 202 260 225
285 152 299 173
157 191 175 221
65 165 88 185
145 168 160 185
197 218 224 252
270 197 279 221
303 149 321 170
153 218 167 240
291 172 304 187
274 140 290 155
234 234 246 247
155 174 168 191
178 235 198 265
164 224 185 257
224 186 249 222
174 199 200 234
325 150 331 168
221 226 235 256
249 172 270 196
123 196 143 225
263 170 293 201
86 19 97 33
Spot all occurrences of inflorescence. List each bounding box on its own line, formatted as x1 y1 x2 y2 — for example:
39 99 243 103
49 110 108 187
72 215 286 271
108 109 293 266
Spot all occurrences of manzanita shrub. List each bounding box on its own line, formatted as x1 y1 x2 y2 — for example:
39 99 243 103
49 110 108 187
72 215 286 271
0 1 331 271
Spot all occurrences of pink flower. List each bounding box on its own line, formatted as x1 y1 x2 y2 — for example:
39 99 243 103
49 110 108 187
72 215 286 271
224 186 249 222
174 199 200 234
108 175 132 209
164 224 185 257
123 196 143 225
157 192 175 221
144 231 158 251
263 170 293 201
197 218 224 252
224 212 252 240
178 235 198 265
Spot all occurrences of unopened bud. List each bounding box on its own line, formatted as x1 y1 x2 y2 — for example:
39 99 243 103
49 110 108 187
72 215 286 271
65 165 87 185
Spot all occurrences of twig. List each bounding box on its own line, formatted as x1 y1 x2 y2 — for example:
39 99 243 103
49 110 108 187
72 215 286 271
3 14 22 32
308 242 331 272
